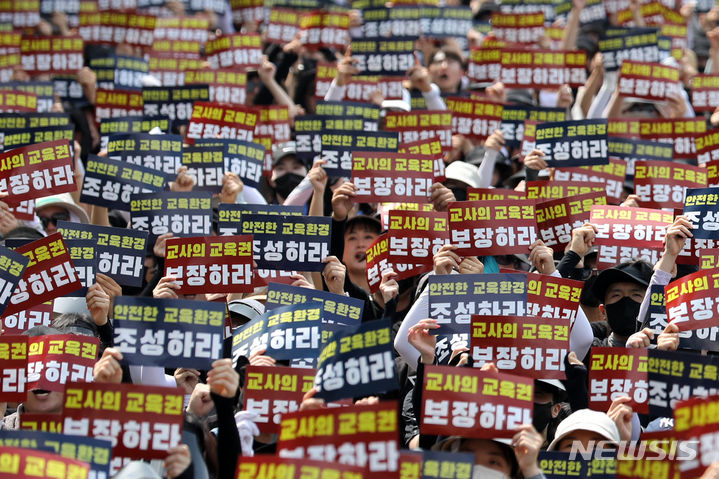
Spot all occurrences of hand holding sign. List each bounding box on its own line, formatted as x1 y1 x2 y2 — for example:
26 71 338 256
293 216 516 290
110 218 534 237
407 51 432 93
93 347 123 384
336 46 359 87
207 358 239 398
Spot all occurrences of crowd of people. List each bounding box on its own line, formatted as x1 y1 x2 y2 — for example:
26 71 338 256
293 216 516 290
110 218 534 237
3 0 719 478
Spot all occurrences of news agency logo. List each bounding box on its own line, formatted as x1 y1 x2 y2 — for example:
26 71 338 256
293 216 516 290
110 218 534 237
568 440 699 461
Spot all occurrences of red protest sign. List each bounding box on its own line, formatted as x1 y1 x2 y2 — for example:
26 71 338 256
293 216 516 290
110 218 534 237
470 315 569 379
0 335 27 402
236 457 366 479
421 365 533 438
5 234 81 316
674 396 719 477
706 159 719 184
445 97 503 142
277 401 399 473
589 347 648 414
448 199 537 256
387 210 449 267
20 36 84 76
590 205 673 270
0 91 37 112
665 268 719 331
26 334 99 393
352 152 435 204
552 158 627 204
490 13 544 44
186 101 257 143
699 249 719 270
242 365 315 434
691 75 719 113
397 139 445 180
78 11 156 47
384 110 452 151
19 413 63 433
314 62 405 101
164 235 254 295
467 47 501 84
185 69 247 105
0 140 75 205
0 446 90 479
536 191 607 252
1 301 53 336
62 382 184 460
467 188 526 202
499 49 587 88
206 33 262 69
526 272 584 323
525 180 604 200
638 118 706 160
633 160 707 210
366 233 390 294
618 60 681 101
265 8 301 44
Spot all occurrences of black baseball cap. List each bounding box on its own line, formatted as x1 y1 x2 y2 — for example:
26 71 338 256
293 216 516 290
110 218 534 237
591 259 653 302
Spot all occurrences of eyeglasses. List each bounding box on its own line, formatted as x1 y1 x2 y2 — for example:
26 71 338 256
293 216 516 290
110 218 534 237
39 212 69 229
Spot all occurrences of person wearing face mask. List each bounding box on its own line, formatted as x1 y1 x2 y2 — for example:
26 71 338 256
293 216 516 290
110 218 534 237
590 259 653 347
435 429 547 479
269 142 308 205
533 379 567 448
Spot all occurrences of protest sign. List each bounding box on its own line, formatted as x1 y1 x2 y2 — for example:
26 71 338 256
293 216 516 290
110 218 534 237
231 303 323 362
186 102 257 143
94 89 143 123
206 33 262 69
387 210 448 269
448 199 538 256
618 60 681 101
471 315 569 379
242 365 316 434
421 365 533 438
1 301 53 336
81 155 168 211
590 205 673 269
142 85 209 126
552 159 626 204
195 138 264 188
0 430 111 479
26 334 99 392
384 110 452 150
99 116 172 152
236 457 366 479
0 139 74 205
526 272 584 323
365 233 390 294
535 119 609 167
319 130 400 176
113 296 225 369
165 235 254 295
445 97 503 142
130 191 213 239
5 234 81 316
62 382 184 460
266 283 363 341
0 335 27 402
665 268 719 331
633 160 706 210
277 401 399 473
314 319 396 402
589 347 648 413
56 222 148 287
428 273 527 335
499 49 587 88
683 188 719 240
691 74 719 112
351 152 435 204
536 191 607 252
0 446 90 479
217 203 303 236
240 214 331 272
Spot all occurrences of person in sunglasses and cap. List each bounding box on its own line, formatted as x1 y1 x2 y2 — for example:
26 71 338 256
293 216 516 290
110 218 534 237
35 192 90 235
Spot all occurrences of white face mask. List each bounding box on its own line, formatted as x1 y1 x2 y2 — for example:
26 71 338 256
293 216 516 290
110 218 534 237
472 464 511 479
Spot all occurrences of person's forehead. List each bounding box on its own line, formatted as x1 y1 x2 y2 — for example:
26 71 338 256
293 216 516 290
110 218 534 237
274 155 303 169
36 205 69 216
345 223 379 236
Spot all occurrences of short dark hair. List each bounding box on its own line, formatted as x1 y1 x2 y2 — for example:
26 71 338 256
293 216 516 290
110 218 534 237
345 216 382 236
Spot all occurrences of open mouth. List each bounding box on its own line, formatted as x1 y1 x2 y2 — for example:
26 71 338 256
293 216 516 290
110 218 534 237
31 389 51 398
439 73 449 81
356 253 366 262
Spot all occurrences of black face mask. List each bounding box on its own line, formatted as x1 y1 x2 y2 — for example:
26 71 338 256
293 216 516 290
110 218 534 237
605 296 642 337
450 187 467 202
274 173 304 199
533 401 554 432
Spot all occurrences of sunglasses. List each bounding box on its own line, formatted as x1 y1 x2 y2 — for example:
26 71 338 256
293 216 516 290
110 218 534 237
39 212 69 229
